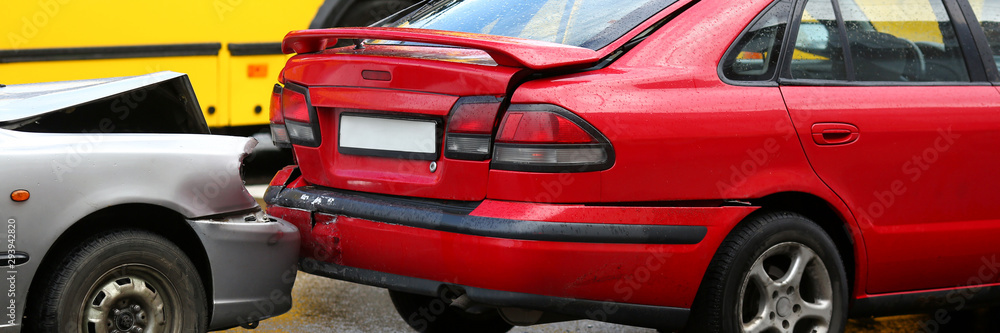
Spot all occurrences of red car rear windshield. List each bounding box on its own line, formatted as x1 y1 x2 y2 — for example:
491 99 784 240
384 0 679 50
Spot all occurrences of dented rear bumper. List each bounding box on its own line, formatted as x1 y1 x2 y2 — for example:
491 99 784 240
264 166 758 330
187 209 300 330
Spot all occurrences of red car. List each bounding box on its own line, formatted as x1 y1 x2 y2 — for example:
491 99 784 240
265 0 1000 331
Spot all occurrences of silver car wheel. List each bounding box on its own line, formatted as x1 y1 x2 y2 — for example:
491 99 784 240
81 265 175 333
738 242 833 333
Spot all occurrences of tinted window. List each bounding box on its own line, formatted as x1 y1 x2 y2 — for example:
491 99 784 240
721 0 793 81
383 0 678 50
790 0 848 80
839 0 970 82
969 0 1000 70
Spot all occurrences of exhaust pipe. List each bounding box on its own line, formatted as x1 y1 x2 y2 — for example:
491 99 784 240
439 286 572 325
450 294 473 310
499 307 574 326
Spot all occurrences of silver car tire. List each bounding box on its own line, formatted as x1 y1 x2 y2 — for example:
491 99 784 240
686 211 848 333
28 229 206 333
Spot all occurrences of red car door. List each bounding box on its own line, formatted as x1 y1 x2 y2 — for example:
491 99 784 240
779 0 1000 294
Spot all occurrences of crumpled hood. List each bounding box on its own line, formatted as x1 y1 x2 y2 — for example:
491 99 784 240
0 71 209 134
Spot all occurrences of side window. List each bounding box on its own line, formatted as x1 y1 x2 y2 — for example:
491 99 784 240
970 0 1000 70
721 0 793 81
839 0 970 82
790 0 848 80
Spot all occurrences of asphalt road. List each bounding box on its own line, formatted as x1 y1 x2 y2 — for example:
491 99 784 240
230 146 986 333
219 272 941 333
223 272 662 333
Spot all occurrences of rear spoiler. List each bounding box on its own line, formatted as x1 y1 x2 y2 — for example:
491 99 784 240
281 27 602 70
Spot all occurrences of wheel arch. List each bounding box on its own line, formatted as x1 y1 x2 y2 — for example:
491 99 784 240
26 203 214 321
748 191 859 296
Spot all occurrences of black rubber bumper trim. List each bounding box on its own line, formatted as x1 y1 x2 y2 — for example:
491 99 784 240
300 258 690 330
0 43 222 63
265 185 708 245
228 42 283 56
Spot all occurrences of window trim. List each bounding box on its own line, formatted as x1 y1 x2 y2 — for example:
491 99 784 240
778 78 993 86
778 0 856 81
717 0 795 87
943 0 990 81
953 0 1000 82
831 0 856 81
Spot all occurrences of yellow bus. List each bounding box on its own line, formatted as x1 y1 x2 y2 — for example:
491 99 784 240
1 0 414 134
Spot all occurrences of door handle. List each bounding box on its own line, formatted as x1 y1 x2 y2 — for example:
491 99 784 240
812 123 859 145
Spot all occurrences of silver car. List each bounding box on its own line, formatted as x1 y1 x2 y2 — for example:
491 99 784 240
0 72 299 332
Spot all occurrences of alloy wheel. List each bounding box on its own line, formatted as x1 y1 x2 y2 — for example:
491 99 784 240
737 242 833 333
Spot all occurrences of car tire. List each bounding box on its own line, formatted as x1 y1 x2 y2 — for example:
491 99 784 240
388 290 513 333
337 0 416 28
28 229 206 333
686 211 848 333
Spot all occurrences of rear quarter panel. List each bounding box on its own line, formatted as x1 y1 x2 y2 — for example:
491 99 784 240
503 0 870 296
507 0 826 203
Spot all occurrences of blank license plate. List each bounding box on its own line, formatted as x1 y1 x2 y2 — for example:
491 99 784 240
339 115 438 160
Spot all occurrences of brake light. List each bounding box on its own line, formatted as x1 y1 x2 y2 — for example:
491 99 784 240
496 112 595 143
269 84 290 148
281 86 310 123
269 82 321 147
492 105 614 173
444 96 503 160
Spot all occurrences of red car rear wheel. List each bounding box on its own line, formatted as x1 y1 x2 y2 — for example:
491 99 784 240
688 212 848 333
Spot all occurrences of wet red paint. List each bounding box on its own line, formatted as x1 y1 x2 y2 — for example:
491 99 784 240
268 0 1000 321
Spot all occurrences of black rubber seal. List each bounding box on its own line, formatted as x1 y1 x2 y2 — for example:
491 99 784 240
228 42 283 56
0 43 222 63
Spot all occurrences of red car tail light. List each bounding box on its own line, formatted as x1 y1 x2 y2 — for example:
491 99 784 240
496 111 596 144
269 84 291 148
269 82 321 148
444 96 503 161
281 85 311 123
492 104 614 173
